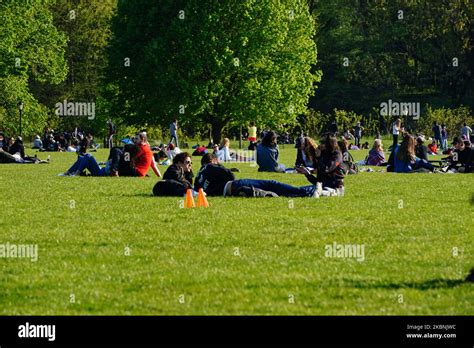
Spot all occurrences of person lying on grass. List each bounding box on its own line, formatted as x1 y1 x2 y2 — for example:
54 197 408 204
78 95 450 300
194 153 322 197
0 136 49 164
59 132 161 177
295 133 345 194
152 152 195 196
386 133 434 173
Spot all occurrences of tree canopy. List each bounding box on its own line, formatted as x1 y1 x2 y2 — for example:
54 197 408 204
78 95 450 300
107 0 320 143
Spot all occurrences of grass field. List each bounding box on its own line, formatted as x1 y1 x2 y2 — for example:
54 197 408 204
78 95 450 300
0 143 473 315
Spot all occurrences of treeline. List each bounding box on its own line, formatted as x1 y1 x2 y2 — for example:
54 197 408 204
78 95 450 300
0 0 472 142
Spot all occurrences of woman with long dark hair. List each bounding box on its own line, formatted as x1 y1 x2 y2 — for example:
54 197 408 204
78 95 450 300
387 133 434 173
256 130 284 172
297 133 345 193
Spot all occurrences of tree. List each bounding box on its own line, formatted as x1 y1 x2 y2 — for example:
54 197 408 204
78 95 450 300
107 0 320 143
0 0 68 136
30 0 117 135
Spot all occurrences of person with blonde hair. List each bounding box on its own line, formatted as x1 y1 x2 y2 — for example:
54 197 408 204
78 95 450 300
215 137 232 162
367 139 386 166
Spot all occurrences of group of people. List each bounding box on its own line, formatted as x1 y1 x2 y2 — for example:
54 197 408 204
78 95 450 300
0 133 49 164
59 132 161 177
153 132 347 198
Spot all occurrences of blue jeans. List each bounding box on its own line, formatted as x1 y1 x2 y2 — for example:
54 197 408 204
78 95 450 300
68 153 106 176
170 133 179 147
232 179 315 197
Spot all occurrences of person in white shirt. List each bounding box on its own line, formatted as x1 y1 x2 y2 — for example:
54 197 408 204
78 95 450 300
392 118 403 148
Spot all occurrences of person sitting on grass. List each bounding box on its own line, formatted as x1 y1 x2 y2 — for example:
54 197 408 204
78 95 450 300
427 139 438 155
256 131 285 172
215 138 233 162
295 136 317 171
445 136 473 173
59 138 107 176
152 152 194 196
60 133 161 177
366 139 386 166
387 133 434 173
296 133 345 194
338 138 358 174
193 153 322 198
415 136 429 161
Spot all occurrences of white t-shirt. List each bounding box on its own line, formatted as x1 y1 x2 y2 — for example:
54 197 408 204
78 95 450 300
392 123 400 135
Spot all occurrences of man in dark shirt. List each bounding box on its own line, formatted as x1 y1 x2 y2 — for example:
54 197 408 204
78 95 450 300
415 136 429 161
448 137 473 173
432 122 442 147
195 154 318 198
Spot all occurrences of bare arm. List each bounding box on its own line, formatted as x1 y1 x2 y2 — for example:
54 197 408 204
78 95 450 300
151 157 161 177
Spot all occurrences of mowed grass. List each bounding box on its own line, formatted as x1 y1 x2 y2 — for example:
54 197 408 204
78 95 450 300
0 144 473 315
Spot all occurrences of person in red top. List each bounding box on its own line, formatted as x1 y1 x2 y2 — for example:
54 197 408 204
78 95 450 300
134 132 161 177
427 139 438 155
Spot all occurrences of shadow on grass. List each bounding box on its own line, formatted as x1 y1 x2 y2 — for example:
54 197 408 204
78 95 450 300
119 193 155 198
343 278 466 290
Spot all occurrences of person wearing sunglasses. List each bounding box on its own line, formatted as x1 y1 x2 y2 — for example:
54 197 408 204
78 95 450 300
162 152 194 188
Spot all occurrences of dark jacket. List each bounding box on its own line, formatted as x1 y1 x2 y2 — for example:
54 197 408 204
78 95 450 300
194 163 235 196
163 164 194 189
8 141 25 158
415 144 429 161
305 150 345 188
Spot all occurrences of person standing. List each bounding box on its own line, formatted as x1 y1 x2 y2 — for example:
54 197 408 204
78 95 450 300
169 119 179 147
441 124 448 150
392 118 402 148
354 121 364 147
107 119 116 149
461 122 472 140
432 121 442 147
248 122 257 147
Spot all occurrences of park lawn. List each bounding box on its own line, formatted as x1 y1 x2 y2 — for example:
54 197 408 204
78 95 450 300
0 145 473 315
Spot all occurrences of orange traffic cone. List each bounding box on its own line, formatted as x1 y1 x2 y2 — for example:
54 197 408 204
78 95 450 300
184 189 195 208
197 188 209 208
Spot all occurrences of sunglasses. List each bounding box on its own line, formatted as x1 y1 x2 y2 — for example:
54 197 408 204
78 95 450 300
185 160 192 164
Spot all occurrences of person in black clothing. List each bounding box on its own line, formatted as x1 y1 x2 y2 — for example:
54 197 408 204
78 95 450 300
296 133 345 190
329 120 338 135
194 154 235 196
432 122 442 147
415 136 429 161
153 152 194 196
8 136 25 158
195 154 320 198
108 143 140 176
446 136 474 173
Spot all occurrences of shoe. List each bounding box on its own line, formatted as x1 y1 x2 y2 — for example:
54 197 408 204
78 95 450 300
251 187 278 197
110 169 119 177
316 182 323 196
58 172 70 176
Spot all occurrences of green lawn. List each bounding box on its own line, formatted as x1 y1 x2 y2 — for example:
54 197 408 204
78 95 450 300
0 145 473 315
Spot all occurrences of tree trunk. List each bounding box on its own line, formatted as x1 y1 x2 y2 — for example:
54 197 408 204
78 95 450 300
211 121 224 145
211 119 227 144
